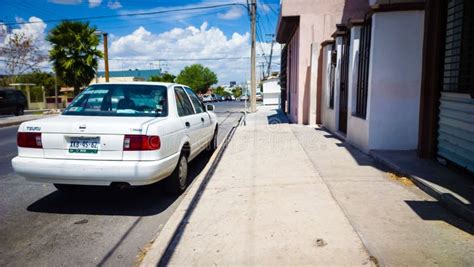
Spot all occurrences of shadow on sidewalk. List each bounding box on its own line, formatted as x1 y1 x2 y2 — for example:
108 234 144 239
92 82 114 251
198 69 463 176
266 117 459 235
267 109 289 124
307 126 474 234
405 201 474 235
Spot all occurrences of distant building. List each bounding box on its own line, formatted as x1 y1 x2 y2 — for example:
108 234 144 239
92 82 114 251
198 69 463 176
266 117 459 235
262 77 280 106
91 69 162 84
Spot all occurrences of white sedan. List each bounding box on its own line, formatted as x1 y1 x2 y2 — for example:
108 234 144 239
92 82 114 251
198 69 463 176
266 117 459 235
12 82 218 194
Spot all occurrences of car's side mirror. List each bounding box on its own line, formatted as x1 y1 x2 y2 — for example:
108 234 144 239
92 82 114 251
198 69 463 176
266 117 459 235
206 104 215 111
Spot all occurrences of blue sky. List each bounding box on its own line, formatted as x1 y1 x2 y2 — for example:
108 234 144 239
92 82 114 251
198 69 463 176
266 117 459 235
0 0 281 84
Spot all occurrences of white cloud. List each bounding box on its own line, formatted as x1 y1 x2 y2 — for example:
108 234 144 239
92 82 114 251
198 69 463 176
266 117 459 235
105 22 280 83
217 6 244 20
48 0 82 5
107 0 122 9
88 0 102 8
0 17 50 73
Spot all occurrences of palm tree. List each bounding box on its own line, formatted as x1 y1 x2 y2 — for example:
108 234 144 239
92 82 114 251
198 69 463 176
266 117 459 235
47 21 103 96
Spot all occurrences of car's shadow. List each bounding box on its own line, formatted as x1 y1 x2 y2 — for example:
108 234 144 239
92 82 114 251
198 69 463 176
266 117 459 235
27 152 212 217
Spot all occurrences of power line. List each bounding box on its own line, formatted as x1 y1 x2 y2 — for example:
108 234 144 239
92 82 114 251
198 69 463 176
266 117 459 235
1 3 248 26
107 55 270 62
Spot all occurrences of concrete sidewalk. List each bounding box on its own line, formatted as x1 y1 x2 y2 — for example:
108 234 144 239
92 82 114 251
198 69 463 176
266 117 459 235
142 107 474 266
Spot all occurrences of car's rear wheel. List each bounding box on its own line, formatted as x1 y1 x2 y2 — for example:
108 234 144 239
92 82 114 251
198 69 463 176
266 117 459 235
207 127 218 153
164 153 188 195
14 106 24 116
54 184 79 193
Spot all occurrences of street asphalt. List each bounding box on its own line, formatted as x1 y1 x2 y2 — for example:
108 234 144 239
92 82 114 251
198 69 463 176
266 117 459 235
0 101 245 266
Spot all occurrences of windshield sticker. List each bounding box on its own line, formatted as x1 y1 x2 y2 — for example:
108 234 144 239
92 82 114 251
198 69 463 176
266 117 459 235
116 109 136 114
84 89 108 94
68 107 81 112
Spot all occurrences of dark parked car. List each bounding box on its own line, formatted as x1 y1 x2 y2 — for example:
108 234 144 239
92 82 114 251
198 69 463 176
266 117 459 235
0 88 27 116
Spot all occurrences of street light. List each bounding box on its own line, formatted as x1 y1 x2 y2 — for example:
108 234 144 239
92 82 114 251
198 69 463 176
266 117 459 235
94 30 109 82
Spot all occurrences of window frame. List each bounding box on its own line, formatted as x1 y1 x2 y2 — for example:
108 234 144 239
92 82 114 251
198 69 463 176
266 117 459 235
184 87 205 114
174 86 195 117
354 18 372 119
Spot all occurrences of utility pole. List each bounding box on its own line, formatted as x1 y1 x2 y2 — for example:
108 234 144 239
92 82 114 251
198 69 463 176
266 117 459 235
250 0 257 113
103 32 110 82
259 62 266 80
266 34 275 78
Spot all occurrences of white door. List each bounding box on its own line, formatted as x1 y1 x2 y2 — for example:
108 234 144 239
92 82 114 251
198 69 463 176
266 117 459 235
174 87 201 158
185 87 212 143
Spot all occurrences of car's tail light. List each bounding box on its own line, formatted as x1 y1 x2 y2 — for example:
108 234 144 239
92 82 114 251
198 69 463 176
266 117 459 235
17 132 42 148
123 135 160 151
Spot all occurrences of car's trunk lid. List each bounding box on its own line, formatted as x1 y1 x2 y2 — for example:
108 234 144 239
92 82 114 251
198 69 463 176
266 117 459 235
33 115 162 160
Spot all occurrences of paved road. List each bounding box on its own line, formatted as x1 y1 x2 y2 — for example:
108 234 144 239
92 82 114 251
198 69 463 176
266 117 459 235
0 101 244 266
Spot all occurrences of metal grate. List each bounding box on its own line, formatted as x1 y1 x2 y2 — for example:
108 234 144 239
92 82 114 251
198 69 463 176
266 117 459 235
443 0 473 96
355 18 372 118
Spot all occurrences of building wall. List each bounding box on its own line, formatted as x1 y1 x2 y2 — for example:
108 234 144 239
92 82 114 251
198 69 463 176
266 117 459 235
367 11 425 150
346 26 370 151
279 0 369 124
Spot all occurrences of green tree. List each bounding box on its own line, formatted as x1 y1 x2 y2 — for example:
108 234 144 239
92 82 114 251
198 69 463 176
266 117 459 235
232 87 242 98
176 64 217 94
15 71 64 96
213 86 225 95
47 21 103 96
149 73 176 82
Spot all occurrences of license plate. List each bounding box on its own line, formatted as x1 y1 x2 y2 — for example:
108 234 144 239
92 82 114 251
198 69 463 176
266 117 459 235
68 137 100 154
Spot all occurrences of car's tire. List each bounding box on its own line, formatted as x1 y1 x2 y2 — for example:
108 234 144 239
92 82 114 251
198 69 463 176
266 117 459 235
164 153 188 195
207 127 218 153
54 184 79 193
14 106 24 116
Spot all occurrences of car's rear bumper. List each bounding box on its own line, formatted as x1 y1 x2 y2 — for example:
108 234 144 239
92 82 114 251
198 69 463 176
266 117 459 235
11 153 180 186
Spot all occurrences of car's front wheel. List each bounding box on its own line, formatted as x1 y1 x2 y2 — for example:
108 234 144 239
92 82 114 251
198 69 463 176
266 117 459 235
164 153 188 195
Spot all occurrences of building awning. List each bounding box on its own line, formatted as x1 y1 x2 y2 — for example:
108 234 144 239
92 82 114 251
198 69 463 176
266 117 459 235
276 16 300 44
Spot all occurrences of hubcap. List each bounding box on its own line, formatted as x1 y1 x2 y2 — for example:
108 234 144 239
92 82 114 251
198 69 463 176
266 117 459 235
178 156 187 188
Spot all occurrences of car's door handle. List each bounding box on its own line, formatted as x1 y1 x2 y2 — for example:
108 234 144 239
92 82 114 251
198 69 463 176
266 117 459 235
185 122 190 128
201 117 205 123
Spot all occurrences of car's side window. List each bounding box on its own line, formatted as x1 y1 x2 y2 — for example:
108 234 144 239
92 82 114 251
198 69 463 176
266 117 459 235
174 87 195 116
5 91 16 101
184 87 205 114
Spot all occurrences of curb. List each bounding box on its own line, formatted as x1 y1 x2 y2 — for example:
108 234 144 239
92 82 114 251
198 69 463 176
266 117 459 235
140 114 243 267
370 152 474 225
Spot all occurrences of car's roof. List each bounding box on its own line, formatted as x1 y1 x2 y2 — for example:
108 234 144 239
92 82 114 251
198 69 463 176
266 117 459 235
91 82 183 87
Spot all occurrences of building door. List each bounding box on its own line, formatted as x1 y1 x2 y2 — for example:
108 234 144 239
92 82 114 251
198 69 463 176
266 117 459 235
437 0 474 172
338 33 350 134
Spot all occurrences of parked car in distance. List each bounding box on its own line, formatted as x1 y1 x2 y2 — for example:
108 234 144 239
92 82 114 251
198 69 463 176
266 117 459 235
211 94 223 102
12 82 219 195
256 92 263 101
240 95 249 101
0 88 27 116
202 94 213 102
224 95 235 101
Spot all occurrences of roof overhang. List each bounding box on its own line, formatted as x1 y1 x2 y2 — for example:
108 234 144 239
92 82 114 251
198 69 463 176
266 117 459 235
276 16 300 44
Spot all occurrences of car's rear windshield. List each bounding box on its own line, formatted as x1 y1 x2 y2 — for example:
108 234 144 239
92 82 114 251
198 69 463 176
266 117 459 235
63 84 168 117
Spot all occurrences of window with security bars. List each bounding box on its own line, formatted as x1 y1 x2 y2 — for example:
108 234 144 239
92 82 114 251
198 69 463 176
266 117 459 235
329 44 336 109
443 0 474 96
355 18 372 118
